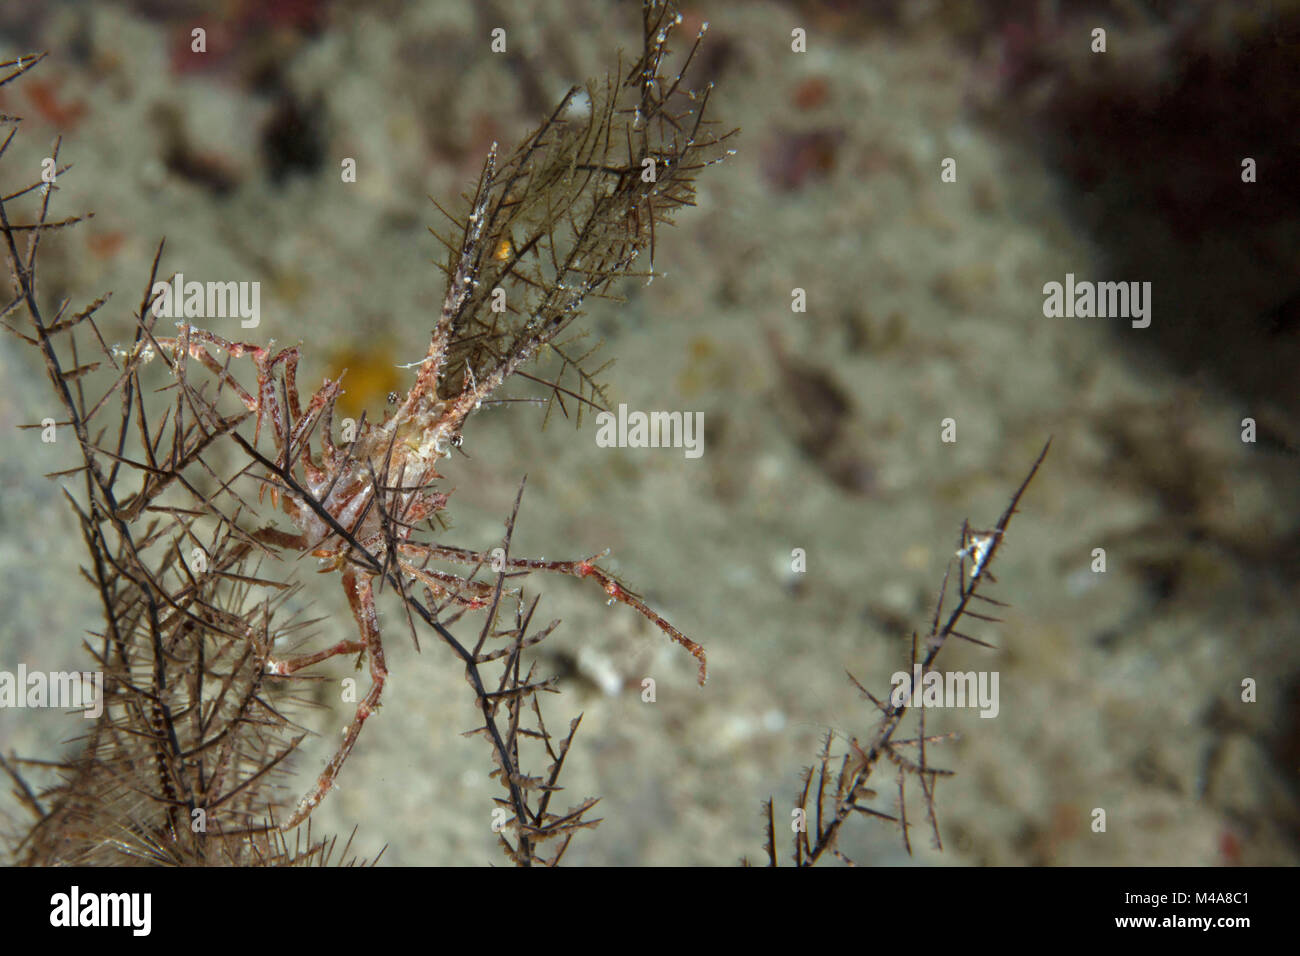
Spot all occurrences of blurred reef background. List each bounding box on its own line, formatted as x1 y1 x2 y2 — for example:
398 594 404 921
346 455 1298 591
1 0 1298 864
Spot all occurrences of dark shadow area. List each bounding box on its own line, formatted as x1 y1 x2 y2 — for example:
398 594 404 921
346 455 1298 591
1023 5 1300 450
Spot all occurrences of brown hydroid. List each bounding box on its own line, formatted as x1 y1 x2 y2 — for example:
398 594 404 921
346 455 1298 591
1 0 732 865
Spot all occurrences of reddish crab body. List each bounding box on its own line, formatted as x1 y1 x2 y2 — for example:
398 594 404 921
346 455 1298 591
124 14 729 825
137 319 704 830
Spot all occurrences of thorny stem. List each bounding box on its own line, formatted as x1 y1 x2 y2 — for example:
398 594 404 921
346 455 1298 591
795 440 1050 866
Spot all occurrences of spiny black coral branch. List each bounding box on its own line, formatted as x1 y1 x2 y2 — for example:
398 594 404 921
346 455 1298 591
770 440 1050 866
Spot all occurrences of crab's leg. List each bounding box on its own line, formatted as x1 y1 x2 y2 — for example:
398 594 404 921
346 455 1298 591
280 567 387 831
396 541 707 685
150 327 261 413
281 374 339 486
397 555 498 610
265 639 368 676
155 327 337 501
